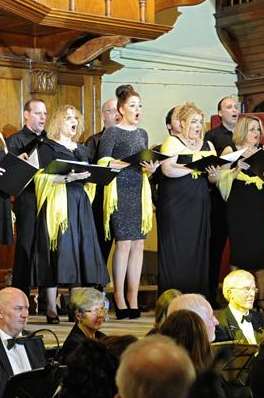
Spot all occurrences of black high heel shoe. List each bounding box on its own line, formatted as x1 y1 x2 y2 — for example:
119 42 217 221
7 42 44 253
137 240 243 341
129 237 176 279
129 308 141 319
46 314 60 324
112 300 129 320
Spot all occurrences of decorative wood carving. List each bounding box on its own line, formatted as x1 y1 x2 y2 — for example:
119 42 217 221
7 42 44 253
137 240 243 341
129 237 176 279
67 35 130 66
214 0 264 110
31 67 58 94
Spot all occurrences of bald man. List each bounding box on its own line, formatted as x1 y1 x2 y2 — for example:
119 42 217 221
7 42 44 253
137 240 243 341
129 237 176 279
167 293 219 343
85 99 120 264
115 335 195 398
0 287 46 397
86 98 120 163
217 270 264 344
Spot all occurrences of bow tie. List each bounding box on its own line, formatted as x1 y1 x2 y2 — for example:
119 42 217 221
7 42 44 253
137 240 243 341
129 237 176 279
7 336 27 350
241 312 253 324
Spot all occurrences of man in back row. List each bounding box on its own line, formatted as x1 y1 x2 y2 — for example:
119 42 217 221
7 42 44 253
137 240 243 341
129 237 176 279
205 96 240 308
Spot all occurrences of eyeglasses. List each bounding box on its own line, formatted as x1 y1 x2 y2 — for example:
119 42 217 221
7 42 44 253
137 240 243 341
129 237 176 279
83 307 106 315
104 109 118 114
231 287 259 294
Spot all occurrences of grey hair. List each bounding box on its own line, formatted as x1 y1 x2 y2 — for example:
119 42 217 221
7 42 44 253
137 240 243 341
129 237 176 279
70 287 107 314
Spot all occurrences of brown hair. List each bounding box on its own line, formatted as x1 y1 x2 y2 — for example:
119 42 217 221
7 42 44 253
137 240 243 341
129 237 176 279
154 289 182 329
115 84 140 113
24 98 46 112
160 309 212 373
233 116 263 146
47 104 84 142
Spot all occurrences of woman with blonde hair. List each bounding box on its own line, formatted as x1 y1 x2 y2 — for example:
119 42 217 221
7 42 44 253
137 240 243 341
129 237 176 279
31 105 109 323
157 102 217 297
219 116 264 307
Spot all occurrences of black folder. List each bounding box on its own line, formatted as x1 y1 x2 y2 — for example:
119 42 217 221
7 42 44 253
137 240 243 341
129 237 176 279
0 152 38 196
45 159 120 185
243 149 264 180
184 154 230 172
122 149 169 165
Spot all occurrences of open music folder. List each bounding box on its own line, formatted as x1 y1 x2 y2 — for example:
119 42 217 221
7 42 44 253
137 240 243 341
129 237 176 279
122 149 169 165
45 159 120 185
0 152 39 196
243 148 264 180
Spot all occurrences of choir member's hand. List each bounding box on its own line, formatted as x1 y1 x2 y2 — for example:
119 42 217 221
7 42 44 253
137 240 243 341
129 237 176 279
0 167 6 176
53 171 91 184
18 152 29 161
237 159 250 171
206 165 219 182
108 160 130 169
140 160 160 174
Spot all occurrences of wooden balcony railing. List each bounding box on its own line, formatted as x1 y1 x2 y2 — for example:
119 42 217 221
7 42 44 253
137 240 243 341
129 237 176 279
216 0 253 9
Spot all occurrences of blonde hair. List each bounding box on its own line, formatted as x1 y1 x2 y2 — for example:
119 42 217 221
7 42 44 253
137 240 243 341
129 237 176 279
47 104 84 142
233 116 263 146
178 102 204 139
155 289 182 329
222 270 255 302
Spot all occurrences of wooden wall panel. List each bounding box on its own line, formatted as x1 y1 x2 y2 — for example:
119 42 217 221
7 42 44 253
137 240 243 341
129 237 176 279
0 68 23 136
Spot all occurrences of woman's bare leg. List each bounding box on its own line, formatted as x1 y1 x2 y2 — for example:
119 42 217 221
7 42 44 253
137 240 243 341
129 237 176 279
126 239 144 309
112 240 131 308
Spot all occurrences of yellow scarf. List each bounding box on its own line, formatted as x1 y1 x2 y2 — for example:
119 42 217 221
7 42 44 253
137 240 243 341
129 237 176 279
161 136 216 179
34 170 96 250
97 156 153 240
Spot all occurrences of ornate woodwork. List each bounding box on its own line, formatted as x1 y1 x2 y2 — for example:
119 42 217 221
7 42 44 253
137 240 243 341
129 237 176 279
215 0 264 111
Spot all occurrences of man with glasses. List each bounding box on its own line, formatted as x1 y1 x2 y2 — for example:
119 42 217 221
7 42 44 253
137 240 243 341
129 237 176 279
217 270 264 343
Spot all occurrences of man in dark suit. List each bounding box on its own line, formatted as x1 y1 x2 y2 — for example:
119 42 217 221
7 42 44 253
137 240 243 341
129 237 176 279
85 98 120 264
0 287 46 398
216 270 264 344
6 99 47 297
204 96 240 308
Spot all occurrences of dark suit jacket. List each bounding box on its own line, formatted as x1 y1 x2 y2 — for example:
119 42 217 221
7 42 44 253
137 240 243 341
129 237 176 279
59 323 105 364
0 332 46 398
216 306 264 344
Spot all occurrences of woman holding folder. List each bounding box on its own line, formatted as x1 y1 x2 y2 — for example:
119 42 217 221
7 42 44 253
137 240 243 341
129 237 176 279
32 105 109 323
98 84 158 319
219 116 264 306
157 102 217 297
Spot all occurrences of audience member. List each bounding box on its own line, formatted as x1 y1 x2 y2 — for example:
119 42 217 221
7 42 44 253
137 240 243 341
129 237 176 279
217 270 264 343
115 335 195 398
101 334 138 360
167 293 219 342
0 287 46 398
60 288 107 363
147 288 181 334
57 339 118 398
161 309 212 373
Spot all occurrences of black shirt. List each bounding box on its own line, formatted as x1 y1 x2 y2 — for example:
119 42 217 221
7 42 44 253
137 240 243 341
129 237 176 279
204 124 233 156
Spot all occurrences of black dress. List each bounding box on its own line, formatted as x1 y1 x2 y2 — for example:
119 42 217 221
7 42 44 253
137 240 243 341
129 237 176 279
98 126 148 241
226 145 264 269
157 138 211 296
0 150 12 244
31 139 109 288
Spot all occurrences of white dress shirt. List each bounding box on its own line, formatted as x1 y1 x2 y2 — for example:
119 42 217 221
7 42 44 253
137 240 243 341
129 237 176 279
229 305 257 344
0 329 32 374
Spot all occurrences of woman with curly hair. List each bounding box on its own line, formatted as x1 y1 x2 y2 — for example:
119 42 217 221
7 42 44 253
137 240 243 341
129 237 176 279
31 105 109 323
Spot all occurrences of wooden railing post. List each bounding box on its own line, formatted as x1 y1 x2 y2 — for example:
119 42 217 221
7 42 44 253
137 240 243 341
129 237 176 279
69 0 75 11
139 0 146 23
105 0 112 16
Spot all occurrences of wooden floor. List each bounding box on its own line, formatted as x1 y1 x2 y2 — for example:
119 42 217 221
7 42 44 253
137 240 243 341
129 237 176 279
26 311 155 348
